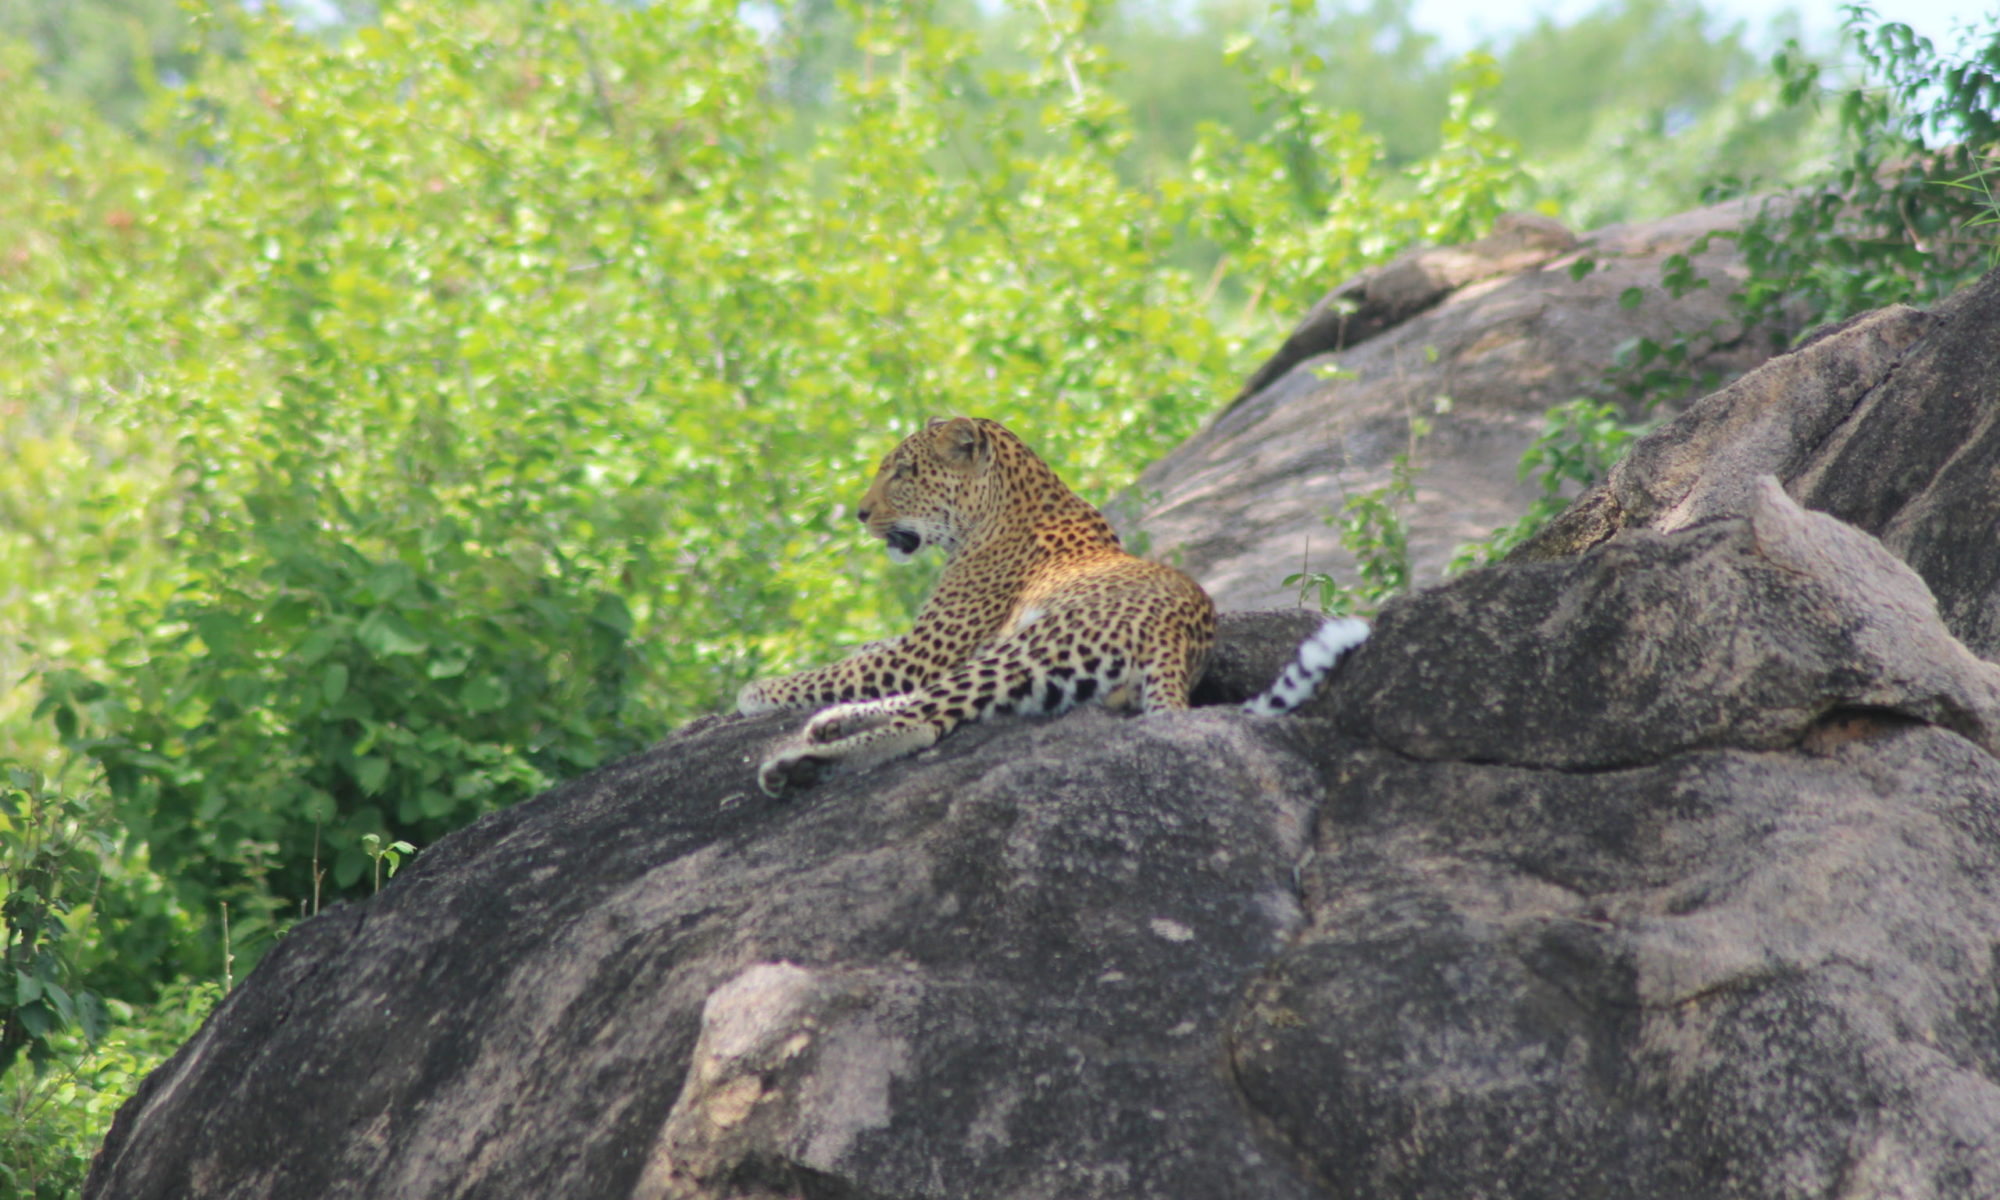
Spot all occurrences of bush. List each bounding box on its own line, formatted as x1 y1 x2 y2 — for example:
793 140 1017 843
0 766 108 1079
1743 4 2000 328
0 982 219 1199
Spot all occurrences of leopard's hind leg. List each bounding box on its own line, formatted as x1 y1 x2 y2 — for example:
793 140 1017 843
759 709 949 796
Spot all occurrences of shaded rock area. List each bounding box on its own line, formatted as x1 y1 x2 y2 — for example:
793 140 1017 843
88 269 2000 1200
1122 198 1784 609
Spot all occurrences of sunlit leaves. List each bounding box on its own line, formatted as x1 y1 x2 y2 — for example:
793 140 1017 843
1744 7 2000 330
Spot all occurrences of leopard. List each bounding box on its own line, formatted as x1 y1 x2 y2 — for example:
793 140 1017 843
738 416 1367 796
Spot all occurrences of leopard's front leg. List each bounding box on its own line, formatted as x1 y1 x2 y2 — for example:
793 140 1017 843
736 637 927 714
757 647 1021 796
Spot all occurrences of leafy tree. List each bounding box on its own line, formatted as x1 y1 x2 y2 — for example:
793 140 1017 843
1490 0 1831 226
1102 0 1451 171
1 981 216 1198
1493 0 1770 155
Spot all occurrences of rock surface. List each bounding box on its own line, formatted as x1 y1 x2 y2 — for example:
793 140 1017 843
1122 199 1786 609
87 270 2000 1199
1227 212 1582 406
1519 267 2000 661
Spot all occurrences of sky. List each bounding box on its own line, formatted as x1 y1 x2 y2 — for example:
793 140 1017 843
1409 0 1999 52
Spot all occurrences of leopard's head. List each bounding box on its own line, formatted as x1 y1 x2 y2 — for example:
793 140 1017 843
855 417 1000 562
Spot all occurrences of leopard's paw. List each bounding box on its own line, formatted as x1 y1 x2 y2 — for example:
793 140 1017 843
758 746 830 797
736 680 781 715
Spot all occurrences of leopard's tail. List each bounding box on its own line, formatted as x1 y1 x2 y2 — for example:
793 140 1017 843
1241 616 1369 715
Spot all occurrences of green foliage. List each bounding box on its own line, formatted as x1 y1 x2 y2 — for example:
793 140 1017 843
1529 72 1835 230
41 479 641 909
1497 0 1767 156
1106 0 1449 172
361 834 416 893
1943 160 2000 266
0 767 108 1080
0 982 218 1199
1742 4 2000 328
1452 397 1650 567
1462 5 2000 566
0 0 195 128
1175 37 1524 321
1488 0 1831 227
1100 0 1816 229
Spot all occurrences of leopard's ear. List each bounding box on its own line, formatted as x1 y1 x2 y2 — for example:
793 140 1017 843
931 416 990 469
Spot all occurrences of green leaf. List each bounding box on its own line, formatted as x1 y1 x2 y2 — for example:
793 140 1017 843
353 756 390 795
357 609 429 657
297 625 346 665
426 651 472 680
591 592 634 636
76 989 109 1042
458 675 509 714
322 662 350 704
16 1000 56 1037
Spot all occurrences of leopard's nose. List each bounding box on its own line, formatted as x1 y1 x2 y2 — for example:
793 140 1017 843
856 505 871 523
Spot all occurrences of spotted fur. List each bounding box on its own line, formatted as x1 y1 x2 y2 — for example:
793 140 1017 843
738 418 1371 795
739 417 1217 795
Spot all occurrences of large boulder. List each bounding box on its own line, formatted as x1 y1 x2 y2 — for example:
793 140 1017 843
87 268 2000 1199
1250 482 2000 1199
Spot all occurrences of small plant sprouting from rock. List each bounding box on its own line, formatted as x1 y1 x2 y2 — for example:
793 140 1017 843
1943 154 2000 268
1286 395 1444 614
1452 398 1650 570
361 834 416 895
